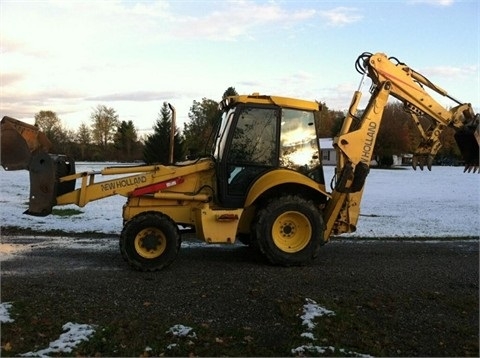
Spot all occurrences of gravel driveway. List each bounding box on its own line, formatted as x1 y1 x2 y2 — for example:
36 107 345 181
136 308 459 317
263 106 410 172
1 235 478 357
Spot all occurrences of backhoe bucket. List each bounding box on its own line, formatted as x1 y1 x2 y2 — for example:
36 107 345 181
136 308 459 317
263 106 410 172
1 116 52 171
27 152 76 216
454 125 480 172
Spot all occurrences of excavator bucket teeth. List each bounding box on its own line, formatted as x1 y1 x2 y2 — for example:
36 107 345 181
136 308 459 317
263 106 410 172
454 129 479 173
412 155 433 171
26 152 76 216
1 123 32 170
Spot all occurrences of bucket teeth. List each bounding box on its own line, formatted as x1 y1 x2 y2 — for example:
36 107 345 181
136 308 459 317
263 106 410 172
412 155 433 171
464 165 479 173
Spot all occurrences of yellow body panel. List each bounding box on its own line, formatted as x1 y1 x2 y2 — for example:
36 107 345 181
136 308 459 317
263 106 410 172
193 205 243 243
123 197 203 225
245 169 330 208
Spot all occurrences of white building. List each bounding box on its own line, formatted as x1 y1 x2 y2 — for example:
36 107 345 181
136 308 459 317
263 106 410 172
319 138 336 166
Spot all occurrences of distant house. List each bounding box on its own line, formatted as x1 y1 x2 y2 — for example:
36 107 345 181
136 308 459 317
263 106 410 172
319 138 412 167
395 153 413 166
319 138 336 166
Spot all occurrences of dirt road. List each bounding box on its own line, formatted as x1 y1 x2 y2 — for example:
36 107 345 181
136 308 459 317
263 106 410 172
1 235 478 357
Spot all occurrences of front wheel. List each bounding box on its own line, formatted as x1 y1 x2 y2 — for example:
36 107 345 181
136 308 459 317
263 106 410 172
254 195 324 266
120 212 181 271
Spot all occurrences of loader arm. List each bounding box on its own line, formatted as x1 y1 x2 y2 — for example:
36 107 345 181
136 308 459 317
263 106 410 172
55 160 212 208
323 52 479 239
26 150 214 216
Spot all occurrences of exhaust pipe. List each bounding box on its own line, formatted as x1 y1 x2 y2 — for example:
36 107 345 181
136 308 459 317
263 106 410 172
167 103 176 165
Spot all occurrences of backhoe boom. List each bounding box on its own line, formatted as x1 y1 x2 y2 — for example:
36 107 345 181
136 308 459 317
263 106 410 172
323 52 479 239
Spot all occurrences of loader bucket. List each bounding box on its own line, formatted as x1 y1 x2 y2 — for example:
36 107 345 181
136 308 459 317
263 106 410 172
26 152 76 216
454 126 479 172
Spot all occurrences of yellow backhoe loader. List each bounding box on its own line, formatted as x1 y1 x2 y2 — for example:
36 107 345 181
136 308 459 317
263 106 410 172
1 52 479 271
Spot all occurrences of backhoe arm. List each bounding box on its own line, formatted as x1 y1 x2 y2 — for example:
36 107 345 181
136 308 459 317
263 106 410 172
362 52 479 172
323 52 479 240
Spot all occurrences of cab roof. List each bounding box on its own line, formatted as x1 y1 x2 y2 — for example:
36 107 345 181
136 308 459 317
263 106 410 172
221 93 321 112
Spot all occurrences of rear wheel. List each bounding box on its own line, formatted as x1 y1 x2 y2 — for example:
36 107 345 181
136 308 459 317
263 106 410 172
254 195 323 266
120 212 181 271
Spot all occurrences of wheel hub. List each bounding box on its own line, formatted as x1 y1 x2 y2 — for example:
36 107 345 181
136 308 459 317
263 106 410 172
280 221 296 237
134 227 167 259
141 231 161 251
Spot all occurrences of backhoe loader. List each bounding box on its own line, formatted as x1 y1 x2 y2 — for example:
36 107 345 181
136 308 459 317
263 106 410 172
1 52 479 271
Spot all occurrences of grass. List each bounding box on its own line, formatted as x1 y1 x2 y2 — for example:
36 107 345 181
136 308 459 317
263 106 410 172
0 296 339 357
2 291 478 357
1 300 292 357
1 292 478 357
51 208 84 217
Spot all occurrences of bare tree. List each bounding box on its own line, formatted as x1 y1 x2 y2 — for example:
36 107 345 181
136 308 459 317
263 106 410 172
34 110 66 152
90 105 119 149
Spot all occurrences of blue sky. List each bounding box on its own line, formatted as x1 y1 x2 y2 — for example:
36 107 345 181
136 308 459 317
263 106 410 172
1 0 478 135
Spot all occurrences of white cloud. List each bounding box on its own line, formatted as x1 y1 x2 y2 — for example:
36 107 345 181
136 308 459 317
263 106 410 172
319 7 363 26
421 65 478 78
408 0 455 6
86 90 182 102
171 1 316 40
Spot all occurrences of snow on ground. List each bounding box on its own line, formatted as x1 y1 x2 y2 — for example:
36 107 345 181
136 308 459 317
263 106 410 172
0 163 479 237
0 302 14 323
292 298 372 357
1 301 95 356
20 322 96 357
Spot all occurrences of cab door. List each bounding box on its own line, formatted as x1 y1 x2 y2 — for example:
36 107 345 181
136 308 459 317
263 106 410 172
217 105 280 208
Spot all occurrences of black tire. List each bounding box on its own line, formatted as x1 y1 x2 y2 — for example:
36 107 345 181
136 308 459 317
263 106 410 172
120 212 181 271
236 233 252 246
254 195 324 266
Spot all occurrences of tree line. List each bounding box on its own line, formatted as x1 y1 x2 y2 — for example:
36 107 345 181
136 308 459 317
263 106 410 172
34 86 462 167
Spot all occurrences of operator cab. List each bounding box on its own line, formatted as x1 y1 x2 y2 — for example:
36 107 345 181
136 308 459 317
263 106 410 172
213 94 325 208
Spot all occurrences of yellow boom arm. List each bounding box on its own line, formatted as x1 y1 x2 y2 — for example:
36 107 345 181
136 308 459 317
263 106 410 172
323 52 479 239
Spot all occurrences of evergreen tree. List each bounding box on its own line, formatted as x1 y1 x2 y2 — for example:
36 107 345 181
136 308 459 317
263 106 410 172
114 120 139 162
76 122 91 160
183 98 221 159
314 102 346 138
143 103 183 164
223 86 238 99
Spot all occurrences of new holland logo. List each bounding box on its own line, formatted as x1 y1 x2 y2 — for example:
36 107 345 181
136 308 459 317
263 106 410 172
101 176 147 192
